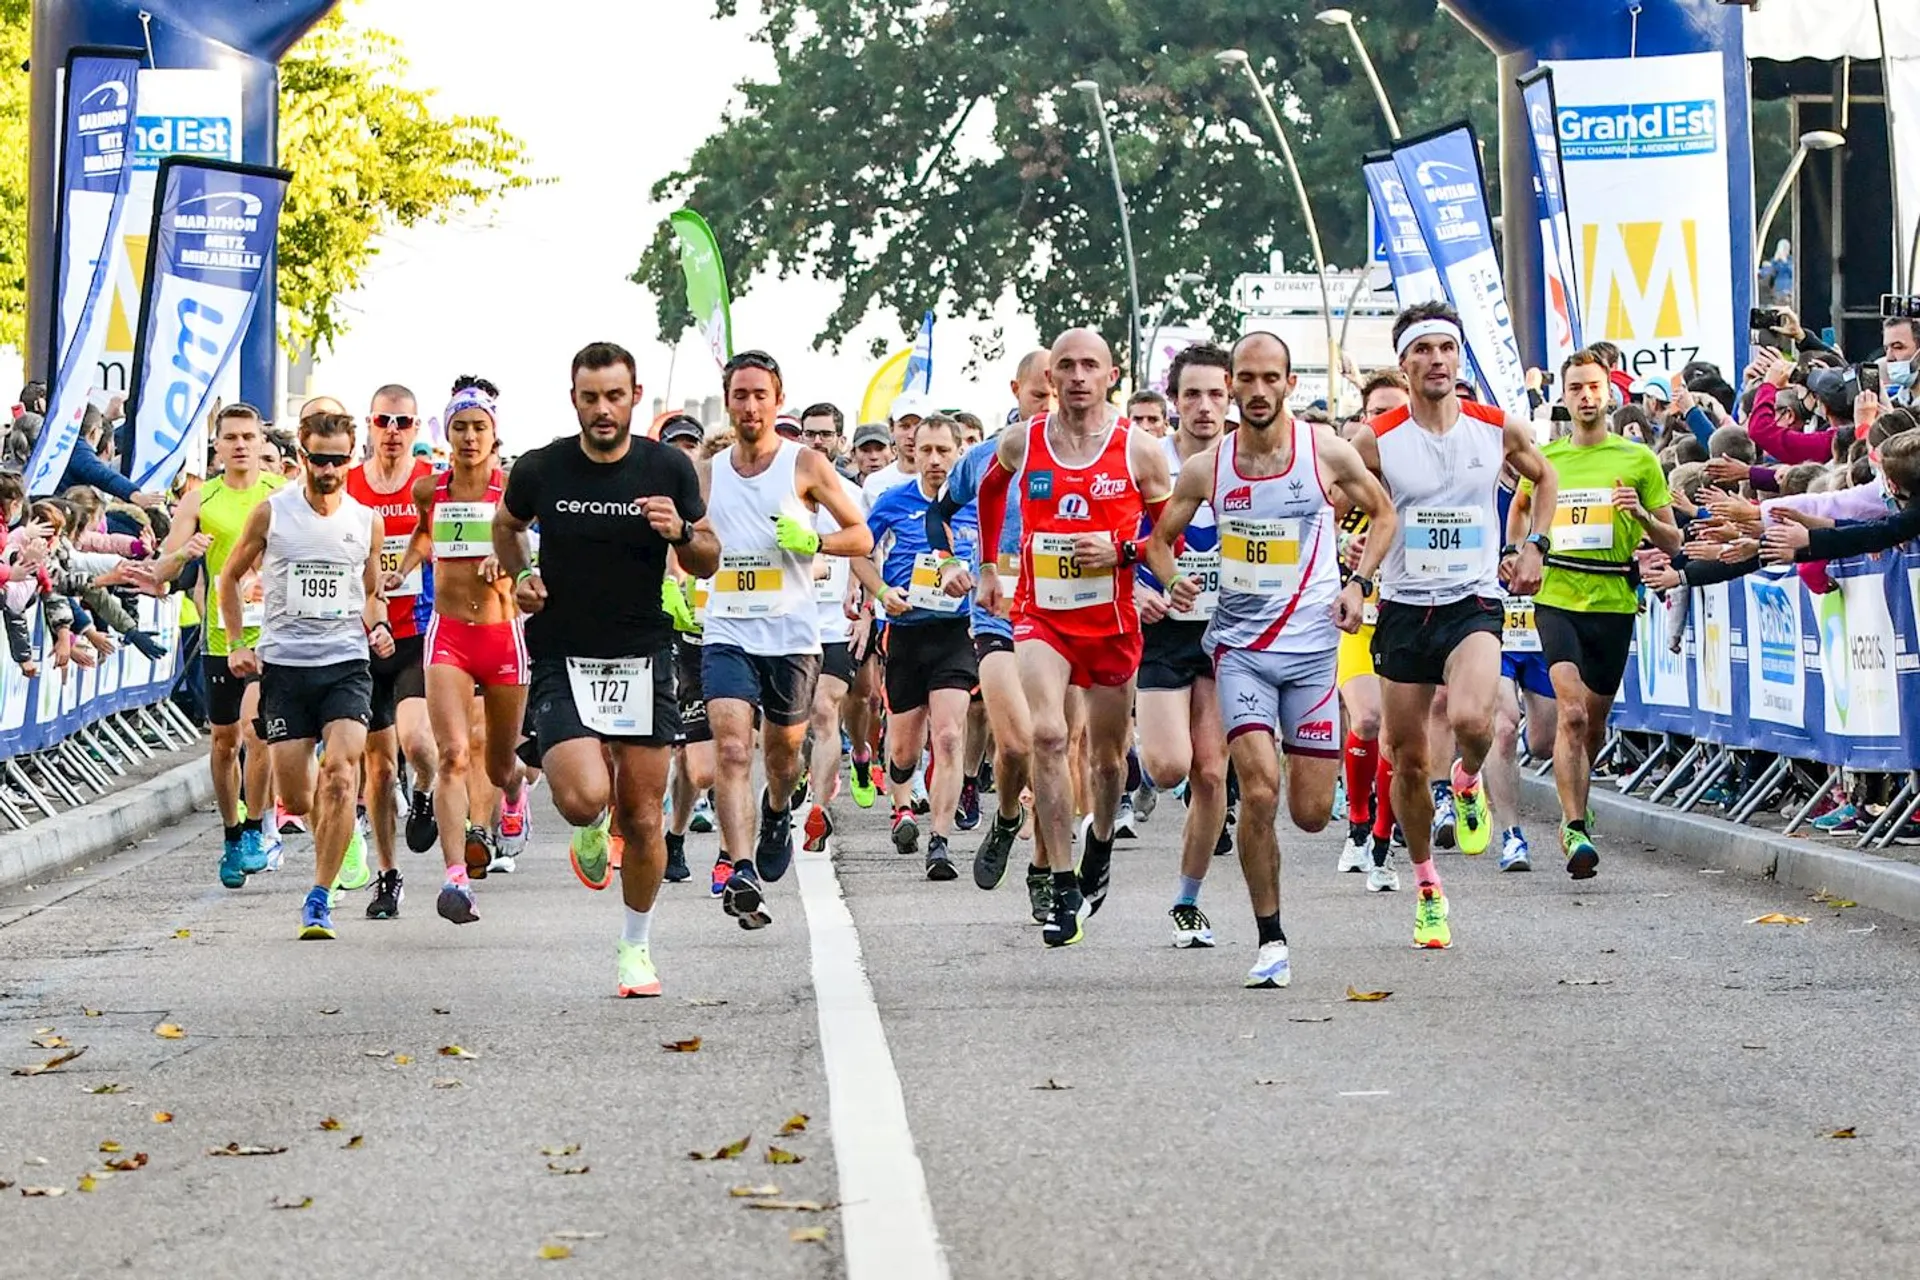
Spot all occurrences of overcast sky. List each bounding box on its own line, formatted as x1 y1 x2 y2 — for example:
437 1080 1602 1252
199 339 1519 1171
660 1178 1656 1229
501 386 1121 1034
310 1 1042 452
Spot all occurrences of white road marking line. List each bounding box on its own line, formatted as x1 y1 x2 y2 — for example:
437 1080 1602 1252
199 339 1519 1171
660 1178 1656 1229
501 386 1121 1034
796 846 950 1279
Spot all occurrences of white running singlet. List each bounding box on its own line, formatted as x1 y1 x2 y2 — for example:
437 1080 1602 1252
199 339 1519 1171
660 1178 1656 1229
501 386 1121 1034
814 472 861 646
704 439 821 655
1371 400 1508 606
1201 414 1338 656
258 486 375 667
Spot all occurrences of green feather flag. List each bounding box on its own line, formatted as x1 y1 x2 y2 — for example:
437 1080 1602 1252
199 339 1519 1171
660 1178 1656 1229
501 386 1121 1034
668 209 734 369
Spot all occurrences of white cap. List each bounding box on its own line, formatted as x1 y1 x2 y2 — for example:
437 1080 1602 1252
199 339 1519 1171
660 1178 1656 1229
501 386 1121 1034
889 392 934 424
1630 377 1671 404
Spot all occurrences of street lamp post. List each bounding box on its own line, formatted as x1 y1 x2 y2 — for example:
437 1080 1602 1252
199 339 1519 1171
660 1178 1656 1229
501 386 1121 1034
1146 271 1206 389
1755 129 1846 267
1216 49 1341 413
1073 80 1144 384
1315 9 1401 140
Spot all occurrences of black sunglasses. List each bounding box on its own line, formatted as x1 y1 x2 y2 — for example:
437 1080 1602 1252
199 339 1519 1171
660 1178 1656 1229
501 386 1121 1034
304 450 353 468
723 350 782 379
371 413 417 430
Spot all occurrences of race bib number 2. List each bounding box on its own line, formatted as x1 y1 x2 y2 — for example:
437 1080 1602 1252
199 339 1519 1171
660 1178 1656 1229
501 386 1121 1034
566 657 653 737
433 502 494 559
1404 507 1487 581
1029 532 1114 610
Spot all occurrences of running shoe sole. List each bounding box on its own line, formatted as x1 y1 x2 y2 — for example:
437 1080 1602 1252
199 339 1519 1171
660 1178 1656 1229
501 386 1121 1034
1042 915 1084 947
892 817 919 855
464 829 491 880
570 835 612 891
802 805 833 853
721 873 763 919
1566 845 1600 880
926 854 958 882
617 977 663 998
436 884 479 925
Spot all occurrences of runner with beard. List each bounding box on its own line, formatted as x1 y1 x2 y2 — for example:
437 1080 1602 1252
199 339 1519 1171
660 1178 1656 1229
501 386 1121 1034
493 343 714 996
1147 332 1394 986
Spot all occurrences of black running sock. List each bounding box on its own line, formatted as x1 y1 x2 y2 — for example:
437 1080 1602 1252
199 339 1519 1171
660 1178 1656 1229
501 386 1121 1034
224 822 243 843
1568 818 1590 836
1255 914 1286 945
1371 837 1391 868
1084 830 1113 859
666 831 685 853
996 807 1023 830
963 772 978 788
241 816 261 833
732 858 756 878
1051 869 1079 897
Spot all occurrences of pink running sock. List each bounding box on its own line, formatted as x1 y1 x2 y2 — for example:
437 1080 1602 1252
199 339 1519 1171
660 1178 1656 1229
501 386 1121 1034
1451 758 1478 794
1414 858 1441 890
446 865 469 885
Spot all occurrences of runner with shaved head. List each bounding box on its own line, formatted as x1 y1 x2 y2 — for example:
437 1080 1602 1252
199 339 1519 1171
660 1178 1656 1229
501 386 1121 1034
932 328 1173 947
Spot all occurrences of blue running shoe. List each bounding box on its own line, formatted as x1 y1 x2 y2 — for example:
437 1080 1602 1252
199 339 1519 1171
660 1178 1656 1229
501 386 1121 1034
1498 827 1533 872
436 878 479 925
299 887 336 940
956 780 982 831
238 825 268 875
219 834 247 889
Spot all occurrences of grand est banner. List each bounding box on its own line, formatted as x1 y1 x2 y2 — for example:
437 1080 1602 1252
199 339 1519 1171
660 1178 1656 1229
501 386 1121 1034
1543 51 1738 382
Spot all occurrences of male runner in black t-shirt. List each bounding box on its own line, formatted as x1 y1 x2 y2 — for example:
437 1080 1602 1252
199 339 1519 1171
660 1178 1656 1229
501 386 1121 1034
493 341 716 998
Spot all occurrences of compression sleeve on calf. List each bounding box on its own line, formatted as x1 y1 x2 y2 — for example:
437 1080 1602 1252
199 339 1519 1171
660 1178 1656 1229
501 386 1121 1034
977 460 1011 567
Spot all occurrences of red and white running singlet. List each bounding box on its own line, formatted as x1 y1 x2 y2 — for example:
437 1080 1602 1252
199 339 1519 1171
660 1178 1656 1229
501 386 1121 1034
1012 412 1144 639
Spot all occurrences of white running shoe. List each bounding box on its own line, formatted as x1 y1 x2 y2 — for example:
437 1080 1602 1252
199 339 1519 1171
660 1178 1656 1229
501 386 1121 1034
1168 902 1215 948
1337 822 1370 873
1245 941 1291 988
1114 793 1138 840
1366 858 1400 893
1135 784 1158 823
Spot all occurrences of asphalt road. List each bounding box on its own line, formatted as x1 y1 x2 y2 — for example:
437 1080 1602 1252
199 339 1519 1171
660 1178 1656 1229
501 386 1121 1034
3 776 1919 1279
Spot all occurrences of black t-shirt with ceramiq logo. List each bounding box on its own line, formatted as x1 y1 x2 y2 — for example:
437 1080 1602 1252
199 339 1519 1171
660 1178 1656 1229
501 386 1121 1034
503 434 704 660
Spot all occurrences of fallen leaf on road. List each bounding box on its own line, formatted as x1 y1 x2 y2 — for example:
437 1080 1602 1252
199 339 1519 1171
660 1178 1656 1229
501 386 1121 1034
1031 1079 1071 1091
1829 900 1858 909
173 929 190 939
318 1117 341 1131
438 1045 476 1059
207 1143 287 1157
31 1035 68 1049
546 1163 590 1176
765 1147 804 1165
684 998 728 1008
82 1008 102 1018
1748 913 1810 925
432 1007 450 1015
271 1196 314 1210
778 1114 809 1135
318 1007 340 1016
83 1083 125 1095
154 1024 186 1039
344 1135 364 1150
661 1038 702 1053
1346 987 1392 1002
103 1153 147 1172
431 1079 464 1090
1827 1127 1858 1139
688 1135 752 1161
20 1186 64 1197
540 1144 580 1158
99 1141 121 1153
1558 978 1613 986
393 1055 413 1066
1741 1043 1768 1051
729 1184 781 1198
790 1227 828 1244
151 1112 172 1124
1255 1079 1280 1086
13 1046 86 1075
76 1173 97 1192
538 1244 572 1261
748 1199 833 1212
363 1049 391 1059
1288 1016 1333 1023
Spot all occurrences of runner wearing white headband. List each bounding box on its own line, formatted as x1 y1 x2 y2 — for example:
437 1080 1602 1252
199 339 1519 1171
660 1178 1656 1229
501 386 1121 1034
1347 300 1558 952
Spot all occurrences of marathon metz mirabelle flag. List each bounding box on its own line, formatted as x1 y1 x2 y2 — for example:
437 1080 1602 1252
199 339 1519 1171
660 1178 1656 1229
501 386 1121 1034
26 47 142 497
126 156 291 492
1518 67 1585 371
668 208 735 370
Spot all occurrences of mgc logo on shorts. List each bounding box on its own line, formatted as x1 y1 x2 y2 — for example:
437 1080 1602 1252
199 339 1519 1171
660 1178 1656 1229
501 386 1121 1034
1296 719 1335 746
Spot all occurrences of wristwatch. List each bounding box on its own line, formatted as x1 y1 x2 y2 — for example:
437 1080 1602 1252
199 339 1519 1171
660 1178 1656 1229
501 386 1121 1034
1348 572 1375 598
1524 532 1552 555
667 518 694 547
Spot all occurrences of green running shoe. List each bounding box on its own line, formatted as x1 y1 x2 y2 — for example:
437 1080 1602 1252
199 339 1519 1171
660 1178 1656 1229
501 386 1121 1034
570 813 613 890
1413 885 1452 950
1452 769 1491 855
333 825 372 892
1563 824 1599 880
849 757 878 810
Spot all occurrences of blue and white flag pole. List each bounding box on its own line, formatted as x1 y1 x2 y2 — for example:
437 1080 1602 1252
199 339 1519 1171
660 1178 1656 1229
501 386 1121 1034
1390 122 1531 417
1517 68 1584 369
26 47 142 497
125 157 291 493
903 310 935 396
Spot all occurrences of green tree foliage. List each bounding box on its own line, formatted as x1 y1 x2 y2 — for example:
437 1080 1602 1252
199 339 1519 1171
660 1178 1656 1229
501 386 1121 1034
277 12 536 353
0 7 534 355
0 0 32 350
632 0 1498 367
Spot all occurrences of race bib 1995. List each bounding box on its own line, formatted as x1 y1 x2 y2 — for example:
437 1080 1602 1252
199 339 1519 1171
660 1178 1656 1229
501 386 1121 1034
288 561 361 620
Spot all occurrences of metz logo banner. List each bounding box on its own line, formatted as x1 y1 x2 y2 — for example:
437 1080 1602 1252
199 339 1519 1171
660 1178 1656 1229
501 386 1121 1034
1360 153 1444 310
25 48 142 497
126 157 290 492
1389 123 1529 418
1543 51 1735 379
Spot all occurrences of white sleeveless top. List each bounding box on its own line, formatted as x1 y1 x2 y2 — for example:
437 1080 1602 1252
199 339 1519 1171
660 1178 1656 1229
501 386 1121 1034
704 439 821 655
258 485 375 667
1200 415 1339 656
1373 401 1508 606
814 473 861 646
